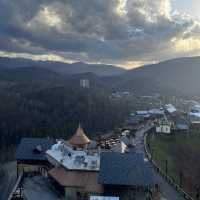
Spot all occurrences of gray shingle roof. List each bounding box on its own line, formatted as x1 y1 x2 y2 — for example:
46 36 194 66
98 152 154 186
16 138 54 161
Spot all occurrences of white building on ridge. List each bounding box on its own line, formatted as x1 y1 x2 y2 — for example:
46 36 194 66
156 118 171 134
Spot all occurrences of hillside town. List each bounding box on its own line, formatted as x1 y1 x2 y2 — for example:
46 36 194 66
1 0 200 199
7 96 200 200
13 123 154 200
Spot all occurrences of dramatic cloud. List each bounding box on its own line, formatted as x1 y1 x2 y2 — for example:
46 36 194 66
0 0 200 68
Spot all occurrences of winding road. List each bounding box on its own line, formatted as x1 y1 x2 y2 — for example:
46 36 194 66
134 123 185 200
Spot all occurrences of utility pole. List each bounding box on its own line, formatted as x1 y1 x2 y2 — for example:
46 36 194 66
165 160 168 176
196 186 200 200
179 172 183 188
151 147 154 159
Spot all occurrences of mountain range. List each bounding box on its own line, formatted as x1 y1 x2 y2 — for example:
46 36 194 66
117 57 200 96
0 57 125 76
1 56 200 96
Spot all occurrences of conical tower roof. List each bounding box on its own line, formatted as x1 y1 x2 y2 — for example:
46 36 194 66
68 124 90 148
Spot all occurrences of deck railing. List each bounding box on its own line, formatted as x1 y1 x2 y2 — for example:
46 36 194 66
7 172 24 200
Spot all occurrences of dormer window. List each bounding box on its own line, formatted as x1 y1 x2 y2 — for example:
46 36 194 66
33 145 43 154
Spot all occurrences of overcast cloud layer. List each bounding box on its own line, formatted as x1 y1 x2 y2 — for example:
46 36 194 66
0 0 200 68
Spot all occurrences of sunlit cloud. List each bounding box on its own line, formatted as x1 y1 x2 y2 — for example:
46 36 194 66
0 0 200 68
118 60 157 69
27 6 63 31
159 0 171 19
0 51 73 63
172 37 200 53
116 0 127 16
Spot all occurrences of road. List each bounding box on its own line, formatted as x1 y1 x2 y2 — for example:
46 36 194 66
134 124 185 200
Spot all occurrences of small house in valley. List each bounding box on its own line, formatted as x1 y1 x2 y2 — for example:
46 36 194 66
189 105 200 124
155 118 172 134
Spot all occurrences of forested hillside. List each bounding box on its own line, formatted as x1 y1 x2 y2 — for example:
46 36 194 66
2 55 200 162
115 56 200 96
0 83 129 162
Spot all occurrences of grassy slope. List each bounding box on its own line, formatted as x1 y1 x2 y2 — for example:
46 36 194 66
148 131 200 197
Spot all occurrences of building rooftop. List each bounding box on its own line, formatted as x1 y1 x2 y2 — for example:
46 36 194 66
189 105 200 123
16 138 54 161
148 108 164 115
165 104 177 113
48 167 103 193
189 112 200 117
136 111 149 115
90 196 119 200
68 124 91 148
111 142 128 153
98 152 154 186
23 176 65 200
157 118 171 126
46 141 100 171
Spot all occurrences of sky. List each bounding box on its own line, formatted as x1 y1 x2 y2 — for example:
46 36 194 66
172 0 200 19
0 0 200 69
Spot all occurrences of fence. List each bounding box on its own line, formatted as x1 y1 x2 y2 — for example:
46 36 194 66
7 172 24 200
144 132 194 200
